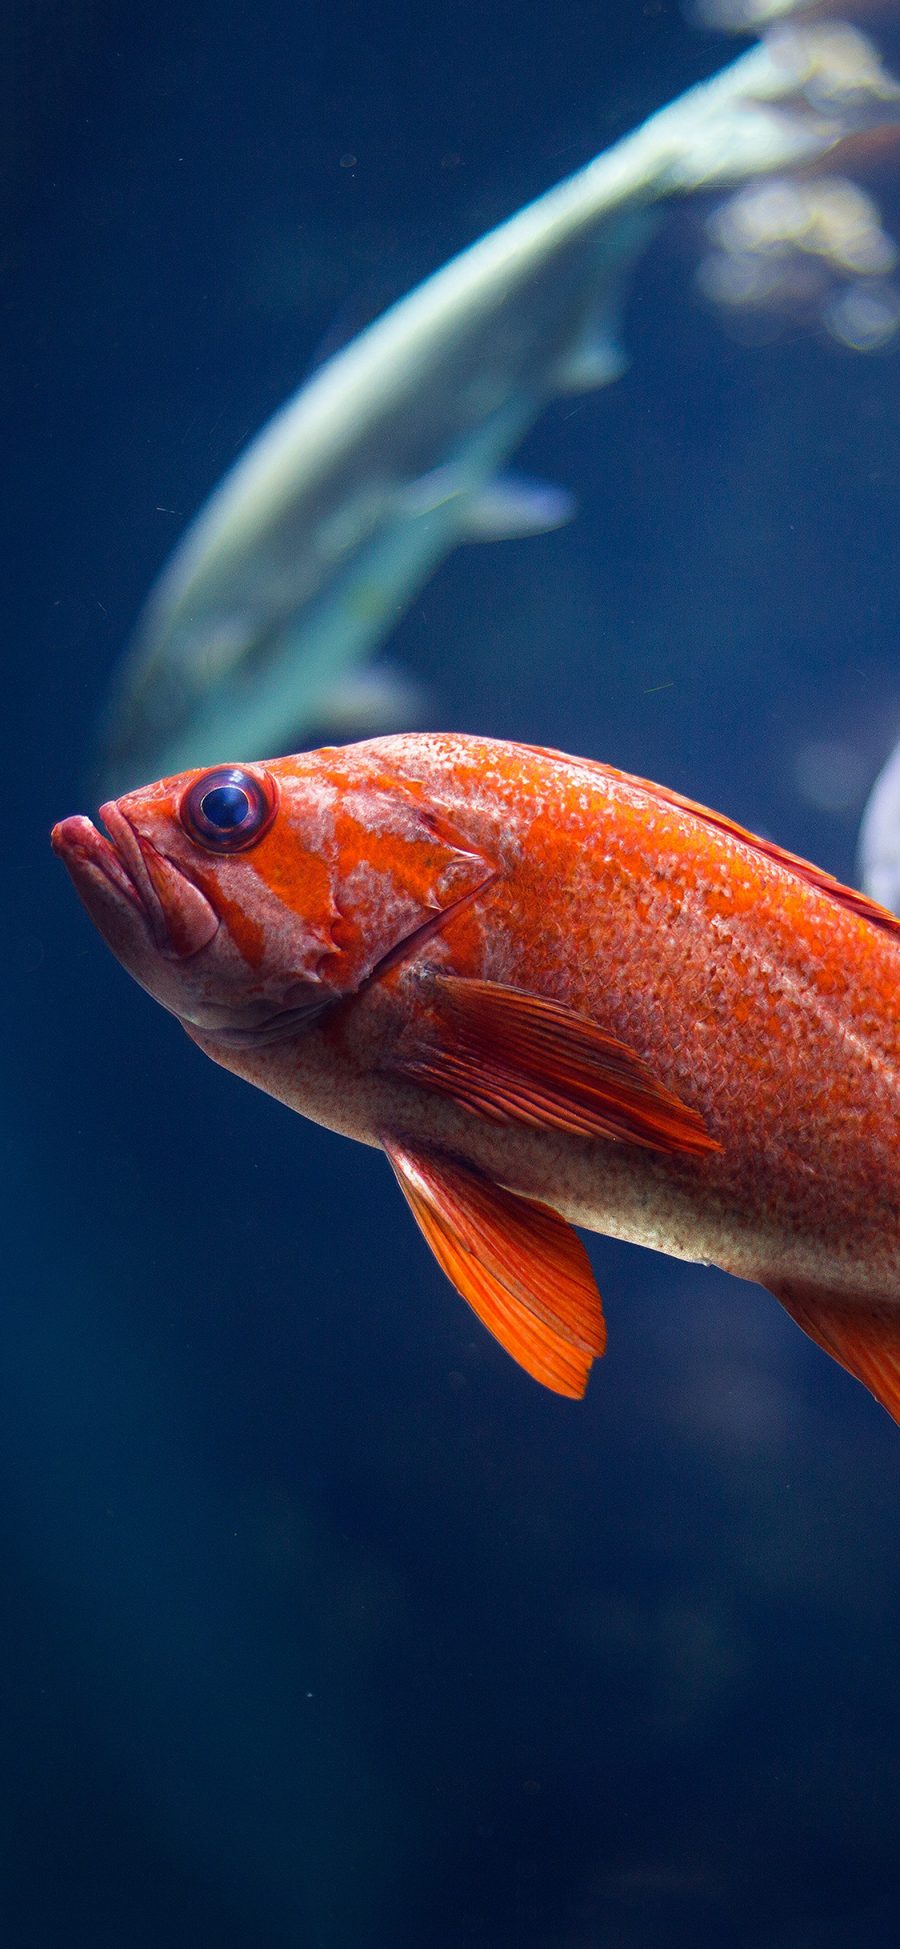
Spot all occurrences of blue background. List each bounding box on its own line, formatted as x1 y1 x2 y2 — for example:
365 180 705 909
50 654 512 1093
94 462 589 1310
6 1 900 1942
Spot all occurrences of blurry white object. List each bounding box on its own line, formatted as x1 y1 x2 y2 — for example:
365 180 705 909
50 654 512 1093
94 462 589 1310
859 739 900 913
699 166 900 339
692 0 885 31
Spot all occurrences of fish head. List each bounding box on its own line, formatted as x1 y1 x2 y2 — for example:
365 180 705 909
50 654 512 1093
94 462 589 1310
51 745 496 1049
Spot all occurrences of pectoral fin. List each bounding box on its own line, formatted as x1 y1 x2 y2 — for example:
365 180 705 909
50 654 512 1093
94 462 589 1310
462 475 576 540
553 330 629 394
771 1280 900 1426
383 1137 605 1398
395 976 720 1156
400 465 575 541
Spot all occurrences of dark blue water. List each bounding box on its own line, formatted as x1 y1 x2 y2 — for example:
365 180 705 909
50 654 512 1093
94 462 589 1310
7 2 900 1943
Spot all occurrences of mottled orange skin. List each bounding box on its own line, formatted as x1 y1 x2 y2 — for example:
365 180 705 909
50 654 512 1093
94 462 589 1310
55 734 900 1314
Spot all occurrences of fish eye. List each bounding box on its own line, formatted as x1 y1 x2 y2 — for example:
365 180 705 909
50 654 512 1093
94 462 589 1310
180 766 277 852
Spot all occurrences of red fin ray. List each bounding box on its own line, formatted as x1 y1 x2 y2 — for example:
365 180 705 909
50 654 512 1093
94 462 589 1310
396 977 719 1156
771 1280 900 1426
384 1137 605 1399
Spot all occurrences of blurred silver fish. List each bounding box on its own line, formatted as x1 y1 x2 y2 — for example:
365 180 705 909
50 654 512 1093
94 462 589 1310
97 17 900 795
859 738 900 913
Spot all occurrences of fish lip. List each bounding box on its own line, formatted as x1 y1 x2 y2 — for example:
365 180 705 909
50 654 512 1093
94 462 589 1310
51 812 151 922
97 800 169 946
97 803 221 959
53 805 219 960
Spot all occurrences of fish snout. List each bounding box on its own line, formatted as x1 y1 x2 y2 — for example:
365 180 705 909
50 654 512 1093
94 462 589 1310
52 805 219 961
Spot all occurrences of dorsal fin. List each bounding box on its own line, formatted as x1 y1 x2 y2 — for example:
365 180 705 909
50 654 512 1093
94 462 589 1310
520 743 900 943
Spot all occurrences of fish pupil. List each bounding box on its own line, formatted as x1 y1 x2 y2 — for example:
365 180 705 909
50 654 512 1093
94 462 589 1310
200 783 250 829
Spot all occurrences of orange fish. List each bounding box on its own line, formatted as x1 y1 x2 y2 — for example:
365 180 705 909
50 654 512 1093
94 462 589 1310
52 735 900 1418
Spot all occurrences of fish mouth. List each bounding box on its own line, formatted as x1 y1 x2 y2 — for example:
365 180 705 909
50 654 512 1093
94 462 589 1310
51 811 149 918
51 806 219 960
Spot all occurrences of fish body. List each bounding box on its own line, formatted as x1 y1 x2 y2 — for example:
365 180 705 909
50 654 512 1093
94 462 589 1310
53 733 900 1421
97 20 900 795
